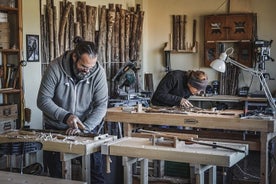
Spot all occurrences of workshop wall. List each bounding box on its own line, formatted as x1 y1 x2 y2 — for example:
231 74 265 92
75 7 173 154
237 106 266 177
22 0 276 128
142 0 276 94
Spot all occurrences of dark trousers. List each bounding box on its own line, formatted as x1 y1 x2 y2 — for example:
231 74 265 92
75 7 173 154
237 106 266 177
44 151 105 184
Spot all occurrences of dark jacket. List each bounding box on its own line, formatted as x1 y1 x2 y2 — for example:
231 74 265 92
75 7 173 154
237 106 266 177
37 51 108 131
151 70 192 107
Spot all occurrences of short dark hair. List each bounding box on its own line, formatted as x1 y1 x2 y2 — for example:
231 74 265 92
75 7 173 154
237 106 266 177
73 36 98 59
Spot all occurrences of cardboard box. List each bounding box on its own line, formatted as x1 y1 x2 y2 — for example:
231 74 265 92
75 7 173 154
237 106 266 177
0 119 16 133
0 28 9 34
0 104 18 119
0 22 9 29
0 42 9 49
0 34 9 42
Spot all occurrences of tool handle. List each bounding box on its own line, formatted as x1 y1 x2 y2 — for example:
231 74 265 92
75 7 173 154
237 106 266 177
106 155 112 173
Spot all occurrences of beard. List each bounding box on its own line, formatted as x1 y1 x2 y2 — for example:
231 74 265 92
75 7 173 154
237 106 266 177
72 62 91 80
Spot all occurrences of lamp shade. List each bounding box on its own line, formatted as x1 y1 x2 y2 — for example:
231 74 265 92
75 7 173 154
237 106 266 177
210 58 226 73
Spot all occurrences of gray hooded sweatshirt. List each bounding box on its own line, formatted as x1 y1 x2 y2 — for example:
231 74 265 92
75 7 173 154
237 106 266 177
37 51 108 131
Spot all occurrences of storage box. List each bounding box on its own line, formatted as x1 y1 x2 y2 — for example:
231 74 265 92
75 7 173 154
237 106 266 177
0 104 18 119
0 119 16 133
0 22 9 29
0 12 8 22
0 42 9 49
0 34 9 42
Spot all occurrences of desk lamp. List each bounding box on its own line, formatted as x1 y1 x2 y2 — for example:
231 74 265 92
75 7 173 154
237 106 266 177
210 47 276 117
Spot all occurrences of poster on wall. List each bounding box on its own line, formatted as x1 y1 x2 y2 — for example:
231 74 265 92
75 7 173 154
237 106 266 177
26 34 39 62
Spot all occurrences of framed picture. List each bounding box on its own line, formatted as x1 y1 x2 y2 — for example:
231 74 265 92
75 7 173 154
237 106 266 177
26 34 39 62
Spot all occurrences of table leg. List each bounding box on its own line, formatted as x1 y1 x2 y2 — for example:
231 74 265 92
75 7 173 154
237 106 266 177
260 132 276 184
194 164 215 184
82 155 90 183
123 123 133 137
140 158 148 184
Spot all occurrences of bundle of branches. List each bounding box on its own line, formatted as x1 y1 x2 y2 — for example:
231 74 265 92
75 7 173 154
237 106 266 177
40 0 144 96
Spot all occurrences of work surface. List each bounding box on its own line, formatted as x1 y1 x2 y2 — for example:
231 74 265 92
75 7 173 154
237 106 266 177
0 130 116 155
106 137 248 167
105 107 275 132
0 171 86 184
105 106 276 184
188 95 268 102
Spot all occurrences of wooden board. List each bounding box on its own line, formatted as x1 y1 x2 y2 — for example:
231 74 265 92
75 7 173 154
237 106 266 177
0 171 86 184
108 137 248 167
105 107 276 132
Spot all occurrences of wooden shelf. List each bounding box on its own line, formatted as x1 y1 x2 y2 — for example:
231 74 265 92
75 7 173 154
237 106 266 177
0 88 21 94
0 0 23 129
0 49 20 53
0 5 18 12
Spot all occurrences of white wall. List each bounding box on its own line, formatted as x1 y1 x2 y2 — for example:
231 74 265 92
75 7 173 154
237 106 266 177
23 0 276 128
142 0 276 94
22 0 42 129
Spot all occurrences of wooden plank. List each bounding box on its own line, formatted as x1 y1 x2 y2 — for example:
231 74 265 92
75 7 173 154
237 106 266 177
108 137 248 167
105 107 275 132
0 171 86 184
0 131 116 155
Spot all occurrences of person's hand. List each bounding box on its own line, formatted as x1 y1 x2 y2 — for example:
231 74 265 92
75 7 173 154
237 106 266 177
66 115 82 129
180 98 193 108
66 128 81 135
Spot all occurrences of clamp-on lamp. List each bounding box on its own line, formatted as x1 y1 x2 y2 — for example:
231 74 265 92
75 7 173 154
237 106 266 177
210 47 276 117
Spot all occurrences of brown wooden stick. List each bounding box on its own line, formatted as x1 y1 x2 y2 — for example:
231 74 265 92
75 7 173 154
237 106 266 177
58 2 72 54
135 10 144 62
47 4 54 61
125 11 131 62
106 4 116 95
120 9 126 64
129 10 138 60
97 5 107 66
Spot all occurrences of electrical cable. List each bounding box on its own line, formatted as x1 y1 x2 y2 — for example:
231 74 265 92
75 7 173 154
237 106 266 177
234 163 260 180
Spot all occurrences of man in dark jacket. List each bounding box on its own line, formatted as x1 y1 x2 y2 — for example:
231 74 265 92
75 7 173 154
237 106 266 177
151 70 208 107
37 37 108 183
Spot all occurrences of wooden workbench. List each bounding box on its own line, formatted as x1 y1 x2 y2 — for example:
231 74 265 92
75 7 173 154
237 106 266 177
0 171 87 184
0 130 116 183
188 95 270 113
105 107 276 184
102 137 248 184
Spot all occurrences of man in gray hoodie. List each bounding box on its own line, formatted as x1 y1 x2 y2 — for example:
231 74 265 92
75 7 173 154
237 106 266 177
37 37 108 183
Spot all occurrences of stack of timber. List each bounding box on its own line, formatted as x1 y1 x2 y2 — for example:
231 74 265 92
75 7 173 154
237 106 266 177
40 0 144 96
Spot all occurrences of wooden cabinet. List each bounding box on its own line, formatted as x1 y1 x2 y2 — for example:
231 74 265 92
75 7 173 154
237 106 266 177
204 13 257 67
0 0 23 129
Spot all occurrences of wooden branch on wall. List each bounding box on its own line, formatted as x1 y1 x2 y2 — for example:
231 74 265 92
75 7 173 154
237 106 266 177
119 9 126 65
97 5 107 67
40 1 144 96
58 2 72 54
125 11 131 63
106 4 115 95
135 4 144 63
129 7 138 61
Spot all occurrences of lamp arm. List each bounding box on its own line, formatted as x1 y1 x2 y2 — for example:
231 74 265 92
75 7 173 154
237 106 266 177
226 57 257 73
227 58 276 114
258 74 276 113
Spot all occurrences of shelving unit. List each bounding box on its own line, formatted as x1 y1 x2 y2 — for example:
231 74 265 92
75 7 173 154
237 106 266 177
204 13 257 67
0 0 23 130
163 41 198 72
